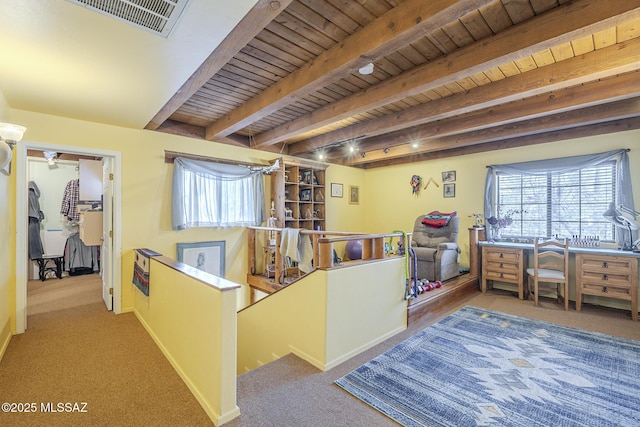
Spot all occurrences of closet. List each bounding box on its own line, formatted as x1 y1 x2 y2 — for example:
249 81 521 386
28 154 103 280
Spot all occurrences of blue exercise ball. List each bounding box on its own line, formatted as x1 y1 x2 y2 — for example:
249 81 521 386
345 240 362 260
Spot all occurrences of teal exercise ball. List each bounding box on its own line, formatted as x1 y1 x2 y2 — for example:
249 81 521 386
345 240 362 260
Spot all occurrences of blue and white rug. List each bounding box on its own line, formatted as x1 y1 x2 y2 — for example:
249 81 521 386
335 306 640 426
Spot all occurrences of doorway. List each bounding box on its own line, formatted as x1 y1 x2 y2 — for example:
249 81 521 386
15 141 122 334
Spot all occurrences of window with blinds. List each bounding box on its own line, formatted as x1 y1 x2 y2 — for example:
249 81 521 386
495 161 616 241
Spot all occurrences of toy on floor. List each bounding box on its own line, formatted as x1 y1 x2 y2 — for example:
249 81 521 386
415 279 442 294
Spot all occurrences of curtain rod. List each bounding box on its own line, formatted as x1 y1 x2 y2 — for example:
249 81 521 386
164 150 275 168
485 148 630 167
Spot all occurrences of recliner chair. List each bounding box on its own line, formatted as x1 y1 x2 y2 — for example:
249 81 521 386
411 214 461 282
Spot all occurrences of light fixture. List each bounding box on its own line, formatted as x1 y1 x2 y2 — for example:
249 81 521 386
360 152 366 158
383 147 390 153
0 122 27 176
603 202 640 251
358 62 374 75
44 151 58 166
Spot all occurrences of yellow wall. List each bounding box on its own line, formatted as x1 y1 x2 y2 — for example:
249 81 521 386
132 253 240 426
0 89 12 356
363 130 640 269
237 257 407 373
8 108 365 317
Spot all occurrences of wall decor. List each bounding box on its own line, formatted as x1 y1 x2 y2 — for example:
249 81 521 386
331 182 343 197
410 175 421 196
443 183 455 198
177 241 225 278
442 170 456 182
349 185 360 204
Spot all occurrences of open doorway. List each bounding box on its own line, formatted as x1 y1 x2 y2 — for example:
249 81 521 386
26 151 103 315
15 141 122 333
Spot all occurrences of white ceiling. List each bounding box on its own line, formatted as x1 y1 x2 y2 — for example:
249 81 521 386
0 0 258 129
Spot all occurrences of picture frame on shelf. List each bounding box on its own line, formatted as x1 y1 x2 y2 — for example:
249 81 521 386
443 183 455 198
331 183 343 198
177 241 225 278
299 189 312 201
349 185 359 205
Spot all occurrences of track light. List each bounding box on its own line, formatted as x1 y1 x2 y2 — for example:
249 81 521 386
360 152 366 158
383 147 389 153
358 62 374 75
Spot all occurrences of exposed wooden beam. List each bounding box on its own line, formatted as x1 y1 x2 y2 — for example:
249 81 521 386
205 0 494 140
153 120 251 148
358 117 640 169
326 69 640 160
255 0 640 148
345 97 640 166
145 0 293 130
290 39 640 156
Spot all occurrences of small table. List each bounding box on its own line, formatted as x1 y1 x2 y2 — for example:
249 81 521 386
35 255 64 281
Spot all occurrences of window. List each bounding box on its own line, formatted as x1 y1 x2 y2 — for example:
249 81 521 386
495 162 615 240
485 149 634 247
172 158 266 230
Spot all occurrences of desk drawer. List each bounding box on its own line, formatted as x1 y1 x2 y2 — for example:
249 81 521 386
578 255 633 275
484 249 521 263
485 269 521 283
580 281 632 299
578 270 632 289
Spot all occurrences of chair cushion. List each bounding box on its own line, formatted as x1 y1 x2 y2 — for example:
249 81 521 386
421 211 457 228
526 268 565 280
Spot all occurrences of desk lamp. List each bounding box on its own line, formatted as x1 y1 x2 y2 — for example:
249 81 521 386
602 202 640 251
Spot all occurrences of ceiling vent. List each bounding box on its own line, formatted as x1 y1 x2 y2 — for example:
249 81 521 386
66 0 189 37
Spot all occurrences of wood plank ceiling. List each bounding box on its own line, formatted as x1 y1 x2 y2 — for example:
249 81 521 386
147 0 640 168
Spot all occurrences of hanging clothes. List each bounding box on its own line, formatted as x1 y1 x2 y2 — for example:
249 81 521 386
64 232 99 275
60 178 80 222
28 181 45 260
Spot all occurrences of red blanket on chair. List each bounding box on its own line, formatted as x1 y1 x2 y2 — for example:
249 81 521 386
421 211 457 228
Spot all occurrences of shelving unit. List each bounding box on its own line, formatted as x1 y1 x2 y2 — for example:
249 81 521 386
272 158 327 231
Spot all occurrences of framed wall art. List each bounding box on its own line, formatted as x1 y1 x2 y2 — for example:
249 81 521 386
443 183 455 198
177 240 225 277
442 170 456 182
349 185 360 205
331 182 343 198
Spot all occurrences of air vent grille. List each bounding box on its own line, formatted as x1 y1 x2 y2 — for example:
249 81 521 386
66 0 189 37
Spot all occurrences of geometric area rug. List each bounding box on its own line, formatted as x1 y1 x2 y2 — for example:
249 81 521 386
335 306 640 426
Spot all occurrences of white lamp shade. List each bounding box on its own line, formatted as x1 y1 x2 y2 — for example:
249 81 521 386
0 122 27 142
0 141 11 175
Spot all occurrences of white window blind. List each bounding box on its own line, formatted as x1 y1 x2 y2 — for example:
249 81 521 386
496 162 616 240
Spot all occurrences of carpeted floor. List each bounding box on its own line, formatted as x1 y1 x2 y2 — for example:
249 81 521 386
336 305 640 426
0 275 212 426
1 277 638 427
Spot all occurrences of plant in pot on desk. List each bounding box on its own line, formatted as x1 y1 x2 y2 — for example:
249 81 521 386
486 209 524 241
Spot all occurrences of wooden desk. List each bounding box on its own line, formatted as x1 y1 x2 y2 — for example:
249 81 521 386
479 241 639 320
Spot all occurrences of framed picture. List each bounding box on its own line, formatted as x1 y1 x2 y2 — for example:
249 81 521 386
443 183 455 198
442 170 456 182
349 185 360 205
331 182 343 198
177 241 225 277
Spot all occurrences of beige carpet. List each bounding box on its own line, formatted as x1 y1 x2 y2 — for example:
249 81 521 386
1 278 638 427
27 274 104 316
0 275 212 426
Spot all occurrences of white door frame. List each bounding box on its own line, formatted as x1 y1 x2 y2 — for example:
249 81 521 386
15 141 122 333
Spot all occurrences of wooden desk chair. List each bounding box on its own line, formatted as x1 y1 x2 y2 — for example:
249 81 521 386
526 238 569 310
